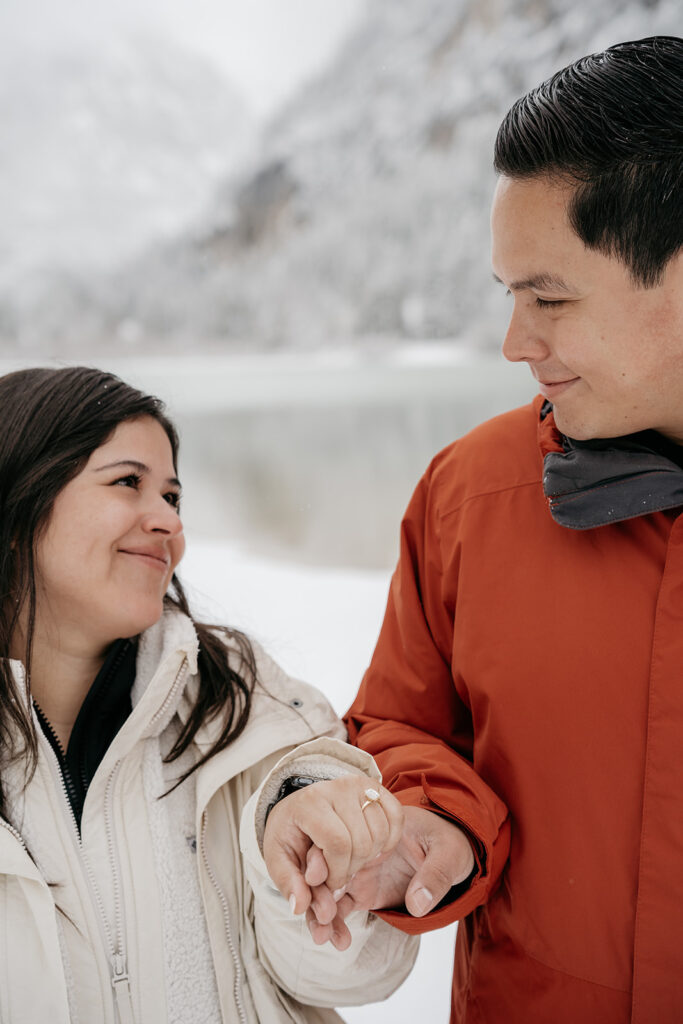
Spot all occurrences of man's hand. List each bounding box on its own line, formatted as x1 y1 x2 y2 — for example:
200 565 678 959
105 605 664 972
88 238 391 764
304 805 476 947
262 775 405 947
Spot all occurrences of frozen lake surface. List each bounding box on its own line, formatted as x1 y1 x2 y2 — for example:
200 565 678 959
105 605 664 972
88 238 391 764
181 538 456 1023
0 352 534 569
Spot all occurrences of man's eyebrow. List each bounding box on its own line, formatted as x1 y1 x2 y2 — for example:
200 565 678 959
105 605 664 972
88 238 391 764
94 459 181 488
492 272 573 293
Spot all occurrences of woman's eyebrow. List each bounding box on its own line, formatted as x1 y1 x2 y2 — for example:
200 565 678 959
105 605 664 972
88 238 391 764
94 459 181 488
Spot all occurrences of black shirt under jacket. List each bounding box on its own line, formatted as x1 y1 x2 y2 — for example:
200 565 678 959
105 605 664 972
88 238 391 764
34 637 137 831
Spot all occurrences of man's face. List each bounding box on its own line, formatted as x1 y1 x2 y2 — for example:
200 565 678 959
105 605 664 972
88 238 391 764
491 174 683 443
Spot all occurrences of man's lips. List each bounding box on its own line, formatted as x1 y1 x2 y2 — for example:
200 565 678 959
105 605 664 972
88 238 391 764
536 377 580 400
119 548 170 570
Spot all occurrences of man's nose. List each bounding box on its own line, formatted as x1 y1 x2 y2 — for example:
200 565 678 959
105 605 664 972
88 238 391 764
501 303 549 364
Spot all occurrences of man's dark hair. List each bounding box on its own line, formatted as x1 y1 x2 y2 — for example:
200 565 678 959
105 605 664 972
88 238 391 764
494 36 683 287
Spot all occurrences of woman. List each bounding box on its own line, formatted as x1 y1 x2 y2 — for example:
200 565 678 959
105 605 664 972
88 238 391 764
0 365 416 1024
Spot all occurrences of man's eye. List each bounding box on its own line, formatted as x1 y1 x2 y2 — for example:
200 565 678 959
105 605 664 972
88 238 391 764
535 297 564 309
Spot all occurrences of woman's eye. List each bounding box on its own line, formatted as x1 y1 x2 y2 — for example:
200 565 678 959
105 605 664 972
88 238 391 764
110 474 180 509
114 473 141 489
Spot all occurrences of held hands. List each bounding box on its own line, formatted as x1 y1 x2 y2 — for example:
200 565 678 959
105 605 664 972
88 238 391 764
263 778 475 950
263 776 405 940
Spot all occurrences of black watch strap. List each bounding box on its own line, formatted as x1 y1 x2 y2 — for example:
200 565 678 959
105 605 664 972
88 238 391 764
265 775 319 822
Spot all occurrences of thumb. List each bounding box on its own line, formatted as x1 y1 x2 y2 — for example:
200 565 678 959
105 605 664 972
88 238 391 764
404 855 453 917
404 836 475 918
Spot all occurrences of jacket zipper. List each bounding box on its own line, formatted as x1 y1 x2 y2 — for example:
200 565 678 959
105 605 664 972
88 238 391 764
200 812 247 1024
102 653 190 1022
146 655 189 733
104 761 135 1024
0 815 29 851
37 727 136 1024
32 653 190 1024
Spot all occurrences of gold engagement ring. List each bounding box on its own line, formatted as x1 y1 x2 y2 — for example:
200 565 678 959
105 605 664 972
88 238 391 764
360 788 381 812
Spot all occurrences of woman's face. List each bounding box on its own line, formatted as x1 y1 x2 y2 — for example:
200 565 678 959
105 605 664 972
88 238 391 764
33 416 185 652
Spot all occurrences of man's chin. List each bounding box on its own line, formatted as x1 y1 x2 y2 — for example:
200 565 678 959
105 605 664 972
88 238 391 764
553 410 633 444
551 409 592 442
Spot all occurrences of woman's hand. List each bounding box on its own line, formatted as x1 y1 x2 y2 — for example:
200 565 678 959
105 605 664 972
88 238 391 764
262 775 405 944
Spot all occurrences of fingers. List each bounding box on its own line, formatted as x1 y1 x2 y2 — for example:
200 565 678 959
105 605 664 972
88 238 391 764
402 811 475 917
382 789 406 854
270 850 314 917
295 807 478 926
262 798 340 916
263 806 323 915
305 906 352 950
322 780 403 889
269 776 404 895
295 792 356 891
361 788 404 863
263 774 407 930
308 880 338 925
328 890 356 922
304 844 329 887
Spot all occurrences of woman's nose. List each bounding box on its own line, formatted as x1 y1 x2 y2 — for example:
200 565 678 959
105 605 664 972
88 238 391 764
141 496 183 536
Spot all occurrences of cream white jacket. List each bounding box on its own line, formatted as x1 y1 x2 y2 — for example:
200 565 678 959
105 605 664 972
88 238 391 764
0 610 417 1024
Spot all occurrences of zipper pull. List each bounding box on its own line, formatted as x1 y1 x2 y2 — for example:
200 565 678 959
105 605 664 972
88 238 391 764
111 954 136 1024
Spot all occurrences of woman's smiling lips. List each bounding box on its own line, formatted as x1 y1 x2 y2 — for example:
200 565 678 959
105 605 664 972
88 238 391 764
119 546 170 571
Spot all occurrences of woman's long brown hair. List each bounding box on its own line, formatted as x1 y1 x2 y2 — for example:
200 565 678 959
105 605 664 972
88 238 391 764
0 366 255 821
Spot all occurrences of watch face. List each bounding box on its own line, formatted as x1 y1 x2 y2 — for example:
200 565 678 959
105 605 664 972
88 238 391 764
280 775 318 798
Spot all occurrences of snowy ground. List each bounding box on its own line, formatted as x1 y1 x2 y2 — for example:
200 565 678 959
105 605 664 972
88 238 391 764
181 538 455 1023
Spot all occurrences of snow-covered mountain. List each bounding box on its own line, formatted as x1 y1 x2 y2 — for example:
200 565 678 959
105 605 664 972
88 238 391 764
2 0 679 356
0 33 252 335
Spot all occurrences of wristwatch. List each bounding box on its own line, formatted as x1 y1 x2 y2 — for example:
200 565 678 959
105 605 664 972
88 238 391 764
265 774 319 822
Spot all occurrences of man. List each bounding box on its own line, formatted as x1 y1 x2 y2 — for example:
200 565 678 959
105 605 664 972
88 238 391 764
264 35 683 1023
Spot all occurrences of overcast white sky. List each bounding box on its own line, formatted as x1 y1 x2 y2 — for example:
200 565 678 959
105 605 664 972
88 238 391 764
0 0 367 116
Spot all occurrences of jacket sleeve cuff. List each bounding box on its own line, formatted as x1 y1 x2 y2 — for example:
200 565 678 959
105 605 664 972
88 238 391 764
376 778 510 933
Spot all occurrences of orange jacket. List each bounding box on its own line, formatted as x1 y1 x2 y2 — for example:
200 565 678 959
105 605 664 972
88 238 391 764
346 398 683 1023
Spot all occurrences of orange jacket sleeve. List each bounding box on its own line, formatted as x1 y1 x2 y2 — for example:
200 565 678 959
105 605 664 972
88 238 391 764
345 454 511 934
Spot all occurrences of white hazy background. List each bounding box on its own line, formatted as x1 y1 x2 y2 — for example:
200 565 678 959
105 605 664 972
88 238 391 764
1 0 364 117
2 0 679 1019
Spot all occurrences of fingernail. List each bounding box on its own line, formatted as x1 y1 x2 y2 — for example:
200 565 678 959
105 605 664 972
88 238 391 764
412 886 433 916
288 894 297 914
332 887 346 901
